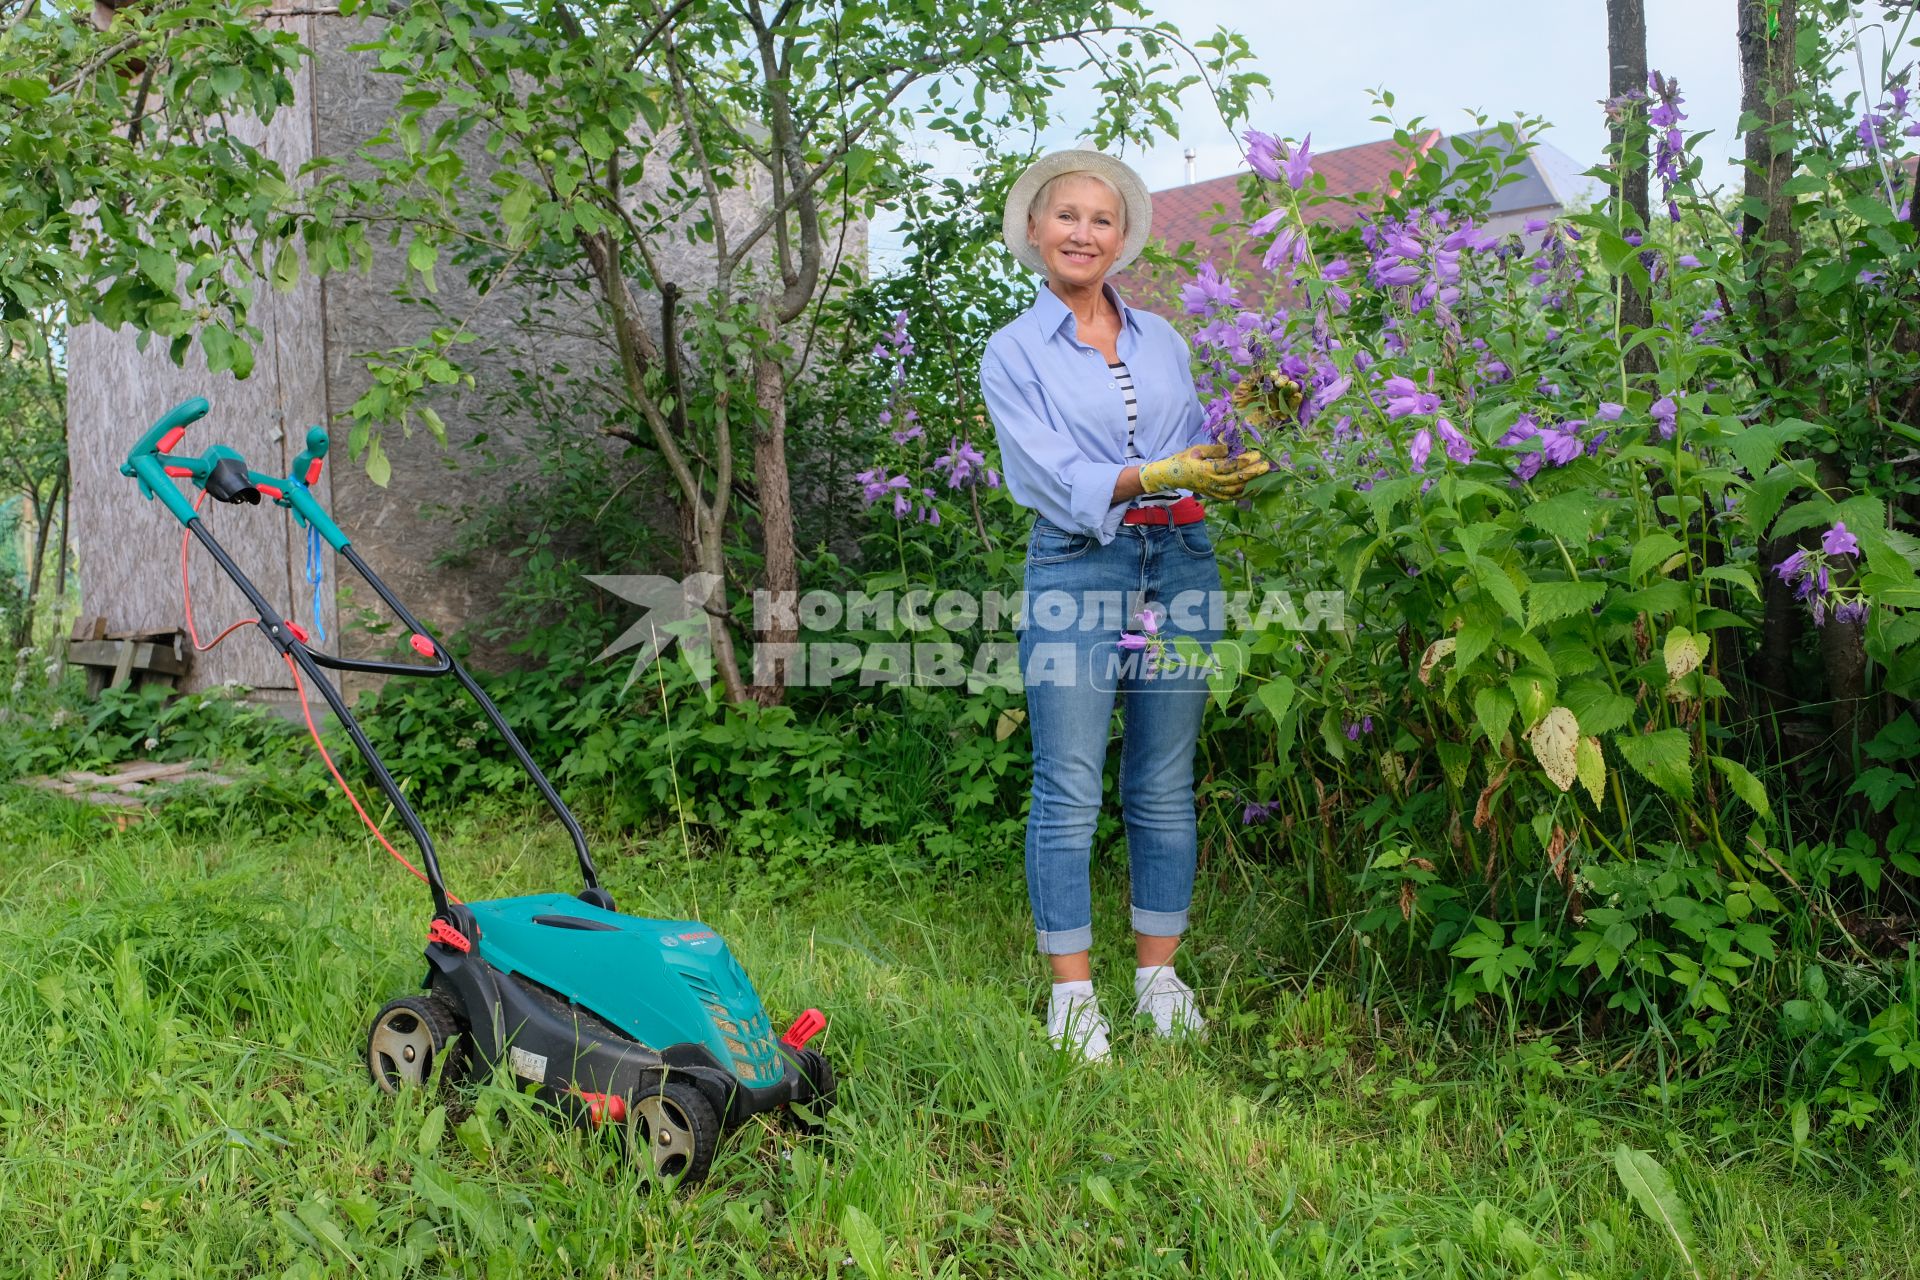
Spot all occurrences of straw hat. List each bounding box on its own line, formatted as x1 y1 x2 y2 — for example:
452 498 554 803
1001 143 1152 276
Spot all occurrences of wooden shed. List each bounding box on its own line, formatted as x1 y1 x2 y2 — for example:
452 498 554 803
67 12 864 699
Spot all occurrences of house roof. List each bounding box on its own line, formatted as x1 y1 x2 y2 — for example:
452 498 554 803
1432 127 1588 216
1109 132 1439 301
1111 128 1594 314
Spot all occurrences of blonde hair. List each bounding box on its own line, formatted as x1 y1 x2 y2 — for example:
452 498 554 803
1027 171 1128 233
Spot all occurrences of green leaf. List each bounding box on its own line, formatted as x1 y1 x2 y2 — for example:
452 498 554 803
1709 756 1771 819
1630 533 1685 582
273 244 302 292
1455 614 1497 672
500 181 535 236
1086 1174 1121 1215
580 123 614 160
1562 683 1635 736
1527 491 1598 543
1473 686 1514 746
1724 418 1817 477
1612 1146 1700 1279
840 1205 889 1280
1615 728 1693 799
407 236 438 276
366 435 392 487
1846 193 1896 227
1255 676 1295 726
1471 557 1526 625
0 78 50 105
417 1104 447 1153
1527 580 1605 630
1597 231 1638 274
1700 564 1761 603
1208 639 1248 711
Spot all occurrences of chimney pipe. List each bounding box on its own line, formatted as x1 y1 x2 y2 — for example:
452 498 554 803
1184 148 1196 185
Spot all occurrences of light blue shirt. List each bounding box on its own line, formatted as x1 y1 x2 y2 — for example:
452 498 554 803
980 282 1207 543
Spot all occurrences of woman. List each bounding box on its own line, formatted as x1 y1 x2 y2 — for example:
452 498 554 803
979 147 1283 1060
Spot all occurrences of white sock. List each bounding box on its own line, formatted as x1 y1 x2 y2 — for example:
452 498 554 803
1052 979 1095 1001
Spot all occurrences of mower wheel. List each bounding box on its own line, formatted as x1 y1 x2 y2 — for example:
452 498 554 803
627 1079 717 1184
367 995 466 1095
785 1048 837 1136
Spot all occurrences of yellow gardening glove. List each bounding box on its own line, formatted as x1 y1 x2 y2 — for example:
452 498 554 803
1138 443 1272 501
1232 373 1304 426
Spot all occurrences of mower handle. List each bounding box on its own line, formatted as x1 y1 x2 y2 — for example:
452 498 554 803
122 398 351 551
128 396 211 460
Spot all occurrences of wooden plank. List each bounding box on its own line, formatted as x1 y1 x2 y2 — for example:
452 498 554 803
109 639 137 690
104 760 196 784
67 640 190 677
75 790 147 810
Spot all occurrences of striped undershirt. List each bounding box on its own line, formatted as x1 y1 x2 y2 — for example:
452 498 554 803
1110 360 1179 508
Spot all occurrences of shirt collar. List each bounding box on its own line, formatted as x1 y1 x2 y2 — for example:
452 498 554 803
1030 280 1140 343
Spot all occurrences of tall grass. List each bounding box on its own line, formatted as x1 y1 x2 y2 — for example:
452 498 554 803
1 790 1914 1278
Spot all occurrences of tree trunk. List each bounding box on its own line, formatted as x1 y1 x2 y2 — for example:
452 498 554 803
16 477 59 652
1607 0 1654 382
748 311 797 707
1736 0 1800 388
696 525 752 707
1739 0 1803 710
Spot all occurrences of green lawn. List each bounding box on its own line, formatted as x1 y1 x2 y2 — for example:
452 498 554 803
1 790 1913 1279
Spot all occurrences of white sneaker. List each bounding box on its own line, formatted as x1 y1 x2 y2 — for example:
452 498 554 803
1134 966 1207 1039
1046 985 1112 1062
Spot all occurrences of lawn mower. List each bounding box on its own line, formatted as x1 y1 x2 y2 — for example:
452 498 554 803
121 396 835 1183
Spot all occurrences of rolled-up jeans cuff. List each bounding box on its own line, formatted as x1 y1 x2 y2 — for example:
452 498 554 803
1131 905 1189 937
1035 923 1094 955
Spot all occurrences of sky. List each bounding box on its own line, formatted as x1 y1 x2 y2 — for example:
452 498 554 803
873 1 1774 271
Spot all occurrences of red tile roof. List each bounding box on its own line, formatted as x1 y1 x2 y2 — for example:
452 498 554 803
1112 131 1441 315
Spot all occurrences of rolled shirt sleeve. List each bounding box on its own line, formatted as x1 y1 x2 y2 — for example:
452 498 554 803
981 346 1128 540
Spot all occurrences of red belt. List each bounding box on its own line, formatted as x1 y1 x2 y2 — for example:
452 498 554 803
1122 495 1205 526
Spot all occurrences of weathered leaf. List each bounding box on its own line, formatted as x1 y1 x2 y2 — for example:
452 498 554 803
1663 628 1707 682
1576 735 1605 807
1613 1146 1700 1278
1527 707 1580 793
1418 637 1455 685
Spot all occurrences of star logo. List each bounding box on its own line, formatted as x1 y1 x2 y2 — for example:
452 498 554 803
585 572 722 692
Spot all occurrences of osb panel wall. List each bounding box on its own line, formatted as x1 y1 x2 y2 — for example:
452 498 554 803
67 13 330 693
311 15 866 672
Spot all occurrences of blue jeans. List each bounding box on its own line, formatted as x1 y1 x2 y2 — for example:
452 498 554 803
1017 516 1224 955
